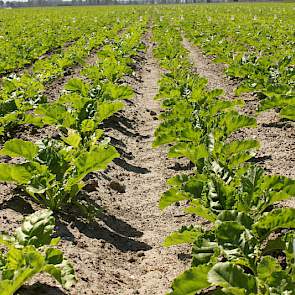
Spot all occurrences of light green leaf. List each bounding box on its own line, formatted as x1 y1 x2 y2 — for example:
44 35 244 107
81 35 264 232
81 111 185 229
159 188 190 210
257 256 281 280
0 163 35 184
0 139 38 160
15 209 55 248
253 208 295 240
171 265 211 295
208 262 257 293
72 144 119 184
62 130 81 148
163 226 202 247
96 101 124 123
44 259 76 290
185 199 217 222
280 105 295 121
168 143 208 164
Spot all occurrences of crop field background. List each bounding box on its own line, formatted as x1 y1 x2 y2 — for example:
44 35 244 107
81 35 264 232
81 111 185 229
0 2 294 295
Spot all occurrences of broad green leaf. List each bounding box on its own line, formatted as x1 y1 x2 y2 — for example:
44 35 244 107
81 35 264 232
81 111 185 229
185 199 217 222
36 104 75 128
65 78 89 97
192 239 218 266
253 208 295 240
15 209 55 248
44 259 76 290
45 248 63 265
216 221 245 247
0 139 38 160
168 143 208 164
159 188 190 210
208 262 257 293
217 211 253 229
223 112 256 136
163 226 202 247
62 130 81 148
257 256 281 280
221 140 260 158
72 144 119 184
280 105 295 121
171 265 211 295
0 163 35 184
81 119 95 133
96 101 124 123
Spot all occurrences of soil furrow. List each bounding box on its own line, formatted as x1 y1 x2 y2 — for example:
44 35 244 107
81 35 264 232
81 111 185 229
183 37 295 179
69 31 193 295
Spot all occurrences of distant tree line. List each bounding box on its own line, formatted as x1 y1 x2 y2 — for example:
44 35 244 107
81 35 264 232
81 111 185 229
0 0 282 8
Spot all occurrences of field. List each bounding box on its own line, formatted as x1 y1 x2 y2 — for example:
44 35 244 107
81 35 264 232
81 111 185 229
0 3 294 295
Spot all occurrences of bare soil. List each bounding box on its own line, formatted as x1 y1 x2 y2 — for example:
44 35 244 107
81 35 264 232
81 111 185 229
183 37 295 180
0 33 195 295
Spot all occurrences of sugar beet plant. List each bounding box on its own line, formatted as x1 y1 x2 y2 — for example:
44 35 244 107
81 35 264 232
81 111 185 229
0 209 76 295
152 17 295 295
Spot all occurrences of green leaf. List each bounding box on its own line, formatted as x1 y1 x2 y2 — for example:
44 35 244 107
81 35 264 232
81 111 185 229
216 221 245 247
171 265 211 295
36 104 75 128
45 248 63 265
65 78 89 97
159 188 190 210
168 143 208 164
0 163 35 184
223 112 256 136
192 239 218 266
185 199 217 222
253 208 295 240
217 211 253 229
208 262 257 293
163 226 202 247
103 83 134 100
222 140 260 157
0 139 38 160
81 119 95 133
61 130 81 148
280 105 295 121
44 259 76 290
15 209 55 248
257 256 281 280
95 101 124 123
72 144 119 184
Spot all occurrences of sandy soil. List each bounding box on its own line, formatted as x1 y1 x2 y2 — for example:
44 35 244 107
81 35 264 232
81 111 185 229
1 31 194 295
183 37 295 179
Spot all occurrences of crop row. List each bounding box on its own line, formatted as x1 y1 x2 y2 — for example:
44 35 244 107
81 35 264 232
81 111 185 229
178 3 295 121
0 14 147 294
0 7 129 75
0 12 131 137
152 16 295 295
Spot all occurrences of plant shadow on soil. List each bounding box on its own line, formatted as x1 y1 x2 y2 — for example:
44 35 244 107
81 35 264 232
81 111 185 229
1 192 151 253
103 113 139 138
19 283 66 295
58 208 152 252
